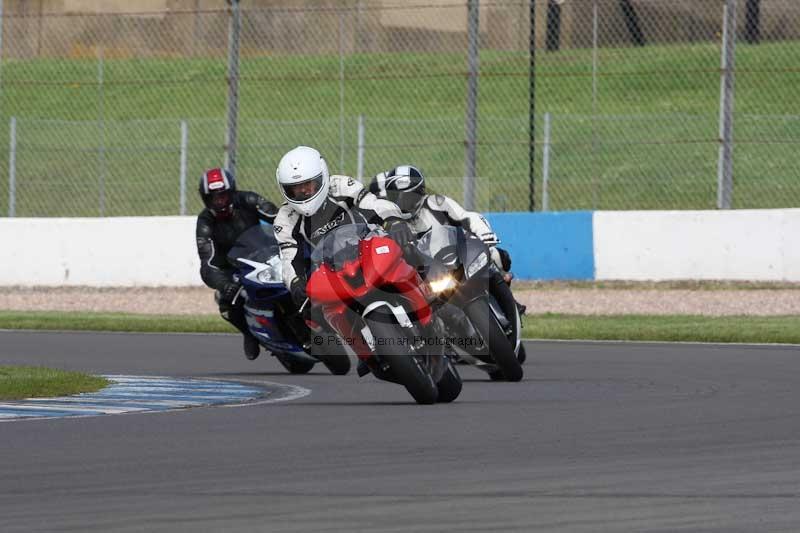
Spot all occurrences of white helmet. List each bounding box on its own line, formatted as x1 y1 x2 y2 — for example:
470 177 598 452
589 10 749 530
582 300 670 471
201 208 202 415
276 146 330 217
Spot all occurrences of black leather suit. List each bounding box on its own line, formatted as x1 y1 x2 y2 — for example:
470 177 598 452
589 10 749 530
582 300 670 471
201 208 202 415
196 191 278 332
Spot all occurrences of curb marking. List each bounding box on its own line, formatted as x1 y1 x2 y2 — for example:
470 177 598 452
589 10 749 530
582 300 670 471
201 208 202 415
0 375 265 421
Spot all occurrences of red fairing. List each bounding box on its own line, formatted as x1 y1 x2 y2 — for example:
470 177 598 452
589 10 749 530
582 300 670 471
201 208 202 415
307 263 355 304
306 233 433 356
360 237 432 326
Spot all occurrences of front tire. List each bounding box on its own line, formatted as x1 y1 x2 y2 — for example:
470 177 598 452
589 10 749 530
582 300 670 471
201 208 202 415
436 362 462 403
464 299 523 382
365 318 438 404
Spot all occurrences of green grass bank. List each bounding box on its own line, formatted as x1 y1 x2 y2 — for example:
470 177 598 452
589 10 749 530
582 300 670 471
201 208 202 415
0 41 797 215
0 365 109 401
1 310 798 345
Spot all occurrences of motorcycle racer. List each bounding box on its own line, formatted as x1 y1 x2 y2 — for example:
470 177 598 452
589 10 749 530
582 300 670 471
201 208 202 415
369 165 526 314
272 146 414 309
196 167 279 360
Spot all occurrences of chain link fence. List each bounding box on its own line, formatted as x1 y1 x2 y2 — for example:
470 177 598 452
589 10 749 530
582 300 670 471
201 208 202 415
0 0 797 217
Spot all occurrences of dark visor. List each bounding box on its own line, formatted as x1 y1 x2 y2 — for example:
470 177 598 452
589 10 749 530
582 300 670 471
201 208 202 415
282 174 323 202
209 190 232 209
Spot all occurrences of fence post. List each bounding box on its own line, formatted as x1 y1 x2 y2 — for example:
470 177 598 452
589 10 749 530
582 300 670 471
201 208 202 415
97 46 106 217
717 0 737 210
338 13 345 172
528 0 536 211
590 0 600 209
8 116 16 217
0 0 5 96
225 0 241 176
542 112 551 212
180 120 188 216
356 114 365 181
463 0 479 211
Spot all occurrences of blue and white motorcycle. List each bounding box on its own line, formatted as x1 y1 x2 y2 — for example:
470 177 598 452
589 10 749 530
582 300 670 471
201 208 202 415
226 224 351 375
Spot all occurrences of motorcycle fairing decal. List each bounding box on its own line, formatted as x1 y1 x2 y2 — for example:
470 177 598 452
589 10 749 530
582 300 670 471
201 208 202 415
360 325 376 351
362 300 413 328
237 257 270 282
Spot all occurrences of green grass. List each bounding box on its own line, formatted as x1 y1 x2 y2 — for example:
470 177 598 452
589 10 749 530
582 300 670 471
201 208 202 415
521 314 800 344
1 310 797 345
0 365 108 400
0 310 236 334
0 41 798 216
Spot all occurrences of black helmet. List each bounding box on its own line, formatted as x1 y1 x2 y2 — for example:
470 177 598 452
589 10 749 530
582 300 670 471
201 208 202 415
199 168 236 219
369 165 426 212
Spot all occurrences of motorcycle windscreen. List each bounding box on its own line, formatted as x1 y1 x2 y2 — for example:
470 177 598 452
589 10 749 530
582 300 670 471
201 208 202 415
310 223 372 271
226 224 281 267
416 225 461 270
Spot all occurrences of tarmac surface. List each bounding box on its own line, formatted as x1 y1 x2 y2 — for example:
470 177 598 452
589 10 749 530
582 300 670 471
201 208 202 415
1 330 799 532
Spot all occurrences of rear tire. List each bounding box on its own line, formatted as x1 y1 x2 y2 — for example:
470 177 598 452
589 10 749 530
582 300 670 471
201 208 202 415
308 335 351 375
275 353 315 374
464 299 523 382
365 318 438 404
436 362 462 403
321 353 351 375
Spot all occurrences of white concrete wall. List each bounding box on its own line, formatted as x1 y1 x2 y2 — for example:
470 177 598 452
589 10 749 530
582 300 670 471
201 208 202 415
2 209 799 286
594 209 800 281
0 217 201 287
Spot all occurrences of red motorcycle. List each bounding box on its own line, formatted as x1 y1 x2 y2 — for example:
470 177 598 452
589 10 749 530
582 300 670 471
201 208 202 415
306 223 462 404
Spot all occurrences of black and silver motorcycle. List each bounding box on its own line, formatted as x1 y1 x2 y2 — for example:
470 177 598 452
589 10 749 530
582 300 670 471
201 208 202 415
415 225 524 381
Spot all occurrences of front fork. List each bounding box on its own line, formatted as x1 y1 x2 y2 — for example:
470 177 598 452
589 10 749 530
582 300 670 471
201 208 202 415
322 304 374 362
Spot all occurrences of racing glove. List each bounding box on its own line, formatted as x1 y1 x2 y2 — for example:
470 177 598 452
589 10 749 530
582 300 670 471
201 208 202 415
290 277 308 308
218 281 242 305
384 218 414 250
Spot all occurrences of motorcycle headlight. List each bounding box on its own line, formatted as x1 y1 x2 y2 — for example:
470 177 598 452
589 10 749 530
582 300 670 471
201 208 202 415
257 255 284 283
466 252 488 278
429 275 457 294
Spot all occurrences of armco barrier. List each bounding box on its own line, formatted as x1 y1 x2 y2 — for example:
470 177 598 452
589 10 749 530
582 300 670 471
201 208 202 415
1 209 798 286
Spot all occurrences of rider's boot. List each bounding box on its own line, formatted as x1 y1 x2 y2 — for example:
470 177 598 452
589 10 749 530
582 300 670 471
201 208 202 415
223 306 260 360
242 335 260 361
502 271 527 316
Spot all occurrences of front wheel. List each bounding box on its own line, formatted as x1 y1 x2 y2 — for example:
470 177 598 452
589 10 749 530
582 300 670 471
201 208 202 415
464 299 523 382
364 318 438 405
436 361 462 403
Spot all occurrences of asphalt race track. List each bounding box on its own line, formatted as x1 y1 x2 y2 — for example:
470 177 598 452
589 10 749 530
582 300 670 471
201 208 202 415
1 330 799 532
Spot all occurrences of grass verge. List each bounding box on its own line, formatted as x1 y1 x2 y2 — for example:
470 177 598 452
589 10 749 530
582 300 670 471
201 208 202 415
1 310 798 344
0 311 235 334
522 314 800 344
0 366 109 401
